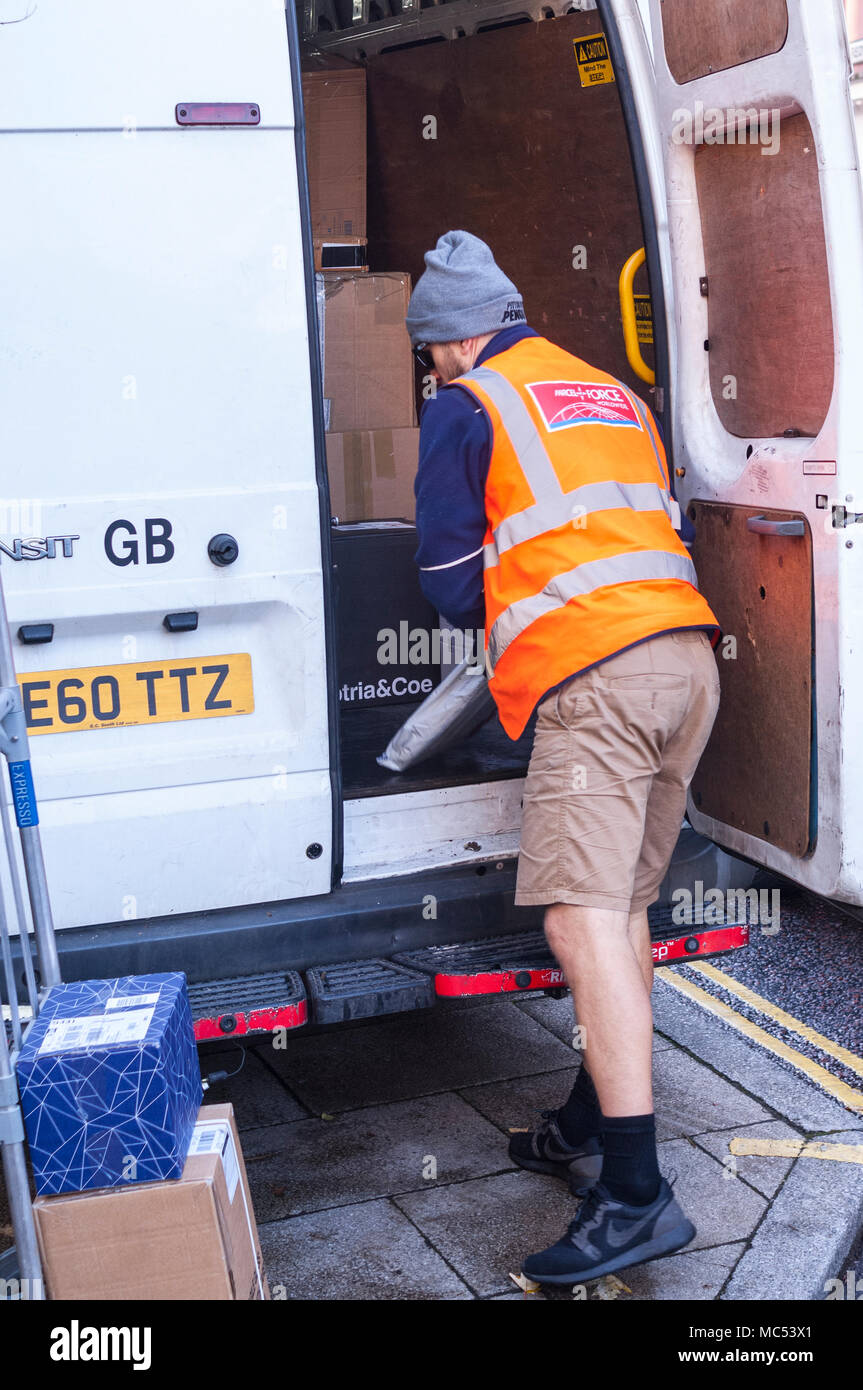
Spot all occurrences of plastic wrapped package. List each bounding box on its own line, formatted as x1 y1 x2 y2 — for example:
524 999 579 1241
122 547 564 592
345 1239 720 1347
376 657 496 771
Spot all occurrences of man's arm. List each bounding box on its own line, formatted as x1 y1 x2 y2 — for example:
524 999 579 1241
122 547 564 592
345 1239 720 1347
413 385 491 632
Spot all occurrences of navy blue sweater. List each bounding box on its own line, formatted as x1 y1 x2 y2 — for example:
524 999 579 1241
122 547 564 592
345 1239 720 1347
413 324 679 630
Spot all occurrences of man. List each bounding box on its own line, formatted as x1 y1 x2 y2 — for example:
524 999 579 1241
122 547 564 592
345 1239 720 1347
405 230 721 1286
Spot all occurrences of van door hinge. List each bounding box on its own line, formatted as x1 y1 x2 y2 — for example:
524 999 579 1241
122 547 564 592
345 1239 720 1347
832 506 863 528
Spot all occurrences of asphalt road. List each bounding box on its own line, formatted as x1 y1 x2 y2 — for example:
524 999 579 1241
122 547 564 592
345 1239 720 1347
676 883 863 1093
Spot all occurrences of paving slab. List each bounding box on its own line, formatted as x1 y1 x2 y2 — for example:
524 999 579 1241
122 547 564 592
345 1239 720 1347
722 1129 863 1301
197 1042 309 1131
516 993 675 1051
692 1120 804 1199
393 1169 578 1297
259 998 577 1113
652 974 863 1132
607 1241 746 1301
240 1091 509 1222
656 1137 767 1250
458 1068 581 1133
258 1199 473 1300
653 1049 773 1141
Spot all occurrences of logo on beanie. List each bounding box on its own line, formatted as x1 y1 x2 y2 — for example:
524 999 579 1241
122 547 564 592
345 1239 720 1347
501 300 526 324
526 380 644 432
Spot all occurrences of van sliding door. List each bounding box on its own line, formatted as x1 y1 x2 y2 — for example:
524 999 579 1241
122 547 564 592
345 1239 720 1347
0 0 334 928
602 0 863 904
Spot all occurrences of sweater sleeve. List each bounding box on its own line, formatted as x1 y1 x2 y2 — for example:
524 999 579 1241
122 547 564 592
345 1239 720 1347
413 384 491 632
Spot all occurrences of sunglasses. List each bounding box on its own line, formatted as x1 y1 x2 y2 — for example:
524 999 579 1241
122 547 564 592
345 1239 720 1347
413 343 435 371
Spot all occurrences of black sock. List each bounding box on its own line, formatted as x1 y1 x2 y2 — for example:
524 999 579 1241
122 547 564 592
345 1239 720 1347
598 1113 661 1206
556 1063 603 1146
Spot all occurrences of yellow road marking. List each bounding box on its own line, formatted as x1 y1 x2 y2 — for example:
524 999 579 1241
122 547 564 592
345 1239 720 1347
687 960 863 1080
729 1137 863 1164
655 967 863 1113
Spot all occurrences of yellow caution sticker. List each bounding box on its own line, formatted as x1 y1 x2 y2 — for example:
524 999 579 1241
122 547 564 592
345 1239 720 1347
574 33 615 88
634 295 654 345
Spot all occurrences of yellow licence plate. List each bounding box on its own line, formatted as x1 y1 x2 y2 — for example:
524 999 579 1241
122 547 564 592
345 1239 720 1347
18 653 254 736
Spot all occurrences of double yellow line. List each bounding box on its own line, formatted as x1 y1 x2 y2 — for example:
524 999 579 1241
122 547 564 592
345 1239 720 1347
656 959 863 1113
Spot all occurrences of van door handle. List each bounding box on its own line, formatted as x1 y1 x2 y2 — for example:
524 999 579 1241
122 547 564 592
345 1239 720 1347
618 248 655 386
746 516 805 536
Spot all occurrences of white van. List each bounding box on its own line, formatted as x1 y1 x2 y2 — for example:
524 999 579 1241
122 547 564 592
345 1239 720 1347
1 0 860 1036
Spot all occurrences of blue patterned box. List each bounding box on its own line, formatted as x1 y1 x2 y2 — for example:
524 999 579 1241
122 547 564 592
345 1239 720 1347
16 973 202 1195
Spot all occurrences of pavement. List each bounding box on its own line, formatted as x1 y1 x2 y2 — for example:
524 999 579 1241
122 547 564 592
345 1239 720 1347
3 888 862 1301
193 962 863 1302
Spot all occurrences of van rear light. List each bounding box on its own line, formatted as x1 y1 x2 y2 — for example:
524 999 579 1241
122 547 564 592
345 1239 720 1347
175 103 260 125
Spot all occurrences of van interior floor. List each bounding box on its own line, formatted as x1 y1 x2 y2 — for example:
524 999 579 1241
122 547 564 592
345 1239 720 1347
339 702 535 798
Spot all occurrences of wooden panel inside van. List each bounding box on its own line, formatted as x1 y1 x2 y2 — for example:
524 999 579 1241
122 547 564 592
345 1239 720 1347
660 0 789 85
364 12 652 397
688 501 813 858
695 112 834 440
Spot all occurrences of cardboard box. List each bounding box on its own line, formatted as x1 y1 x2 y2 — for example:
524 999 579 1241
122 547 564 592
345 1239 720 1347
33 1104 269 1301
327 427 419 524
302 59 366 239
16 974 202 1195
323 272 416 432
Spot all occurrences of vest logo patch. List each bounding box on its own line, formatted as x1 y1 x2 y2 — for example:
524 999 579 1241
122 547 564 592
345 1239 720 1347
526 380 643 431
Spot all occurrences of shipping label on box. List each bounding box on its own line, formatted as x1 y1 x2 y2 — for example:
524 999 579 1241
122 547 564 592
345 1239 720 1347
33 1103 269 1301
17 973 202 1195
323 272 417 433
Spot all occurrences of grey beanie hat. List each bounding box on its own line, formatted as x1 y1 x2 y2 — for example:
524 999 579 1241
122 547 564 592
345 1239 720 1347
405 230 525 346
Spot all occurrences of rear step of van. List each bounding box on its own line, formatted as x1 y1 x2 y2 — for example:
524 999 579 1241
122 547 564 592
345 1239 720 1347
190 971 307 1040
190 908 749 1039
395 908 749 995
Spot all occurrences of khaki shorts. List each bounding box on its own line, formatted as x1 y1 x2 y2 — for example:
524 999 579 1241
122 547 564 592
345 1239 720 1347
514 630 721 913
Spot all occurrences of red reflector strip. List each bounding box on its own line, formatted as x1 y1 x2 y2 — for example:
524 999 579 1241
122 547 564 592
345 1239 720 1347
651 922 749 964
193 997 307 1041
434 966 566 998
175 103 260 126
432 926 749 998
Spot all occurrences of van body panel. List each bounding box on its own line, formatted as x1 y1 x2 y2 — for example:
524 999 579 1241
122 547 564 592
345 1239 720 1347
0 0 296 130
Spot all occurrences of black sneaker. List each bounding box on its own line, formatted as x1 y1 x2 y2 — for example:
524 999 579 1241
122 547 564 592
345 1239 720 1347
522 1175 695 1286
508 1109 603 1187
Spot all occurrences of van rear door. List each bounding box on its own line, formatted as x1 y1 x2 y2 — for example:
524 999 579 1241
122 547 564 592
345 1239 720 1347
604 0 863 905
0 0 334 928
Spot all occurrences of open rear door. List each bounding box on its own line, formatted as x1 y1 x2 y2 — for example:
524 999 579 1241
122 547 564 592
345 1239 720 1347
601 0 863 903
0 0 336 929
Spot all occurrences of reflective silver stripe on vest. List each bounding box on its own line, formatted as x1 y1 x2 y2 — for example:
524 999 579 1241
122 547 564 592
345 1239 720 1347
487 549 700 668
461 366 673 562
460 366 562 500
619 383 670 494
489 479 672 559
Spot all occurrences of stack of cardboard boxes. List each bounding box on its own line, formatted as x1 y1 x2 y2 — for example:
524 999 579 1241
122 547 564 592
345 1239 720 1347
302 56 420 524
17 973 269 1300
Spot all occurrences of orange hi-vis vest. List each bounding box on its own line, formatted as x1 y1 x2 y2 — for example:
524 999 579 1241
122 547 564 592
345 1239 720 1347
451 335 721 739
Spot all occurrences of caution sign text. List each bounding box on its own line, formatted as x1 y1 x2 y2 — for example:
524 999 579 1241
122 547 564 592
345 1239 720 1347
574 33 614 88
634 295 654 345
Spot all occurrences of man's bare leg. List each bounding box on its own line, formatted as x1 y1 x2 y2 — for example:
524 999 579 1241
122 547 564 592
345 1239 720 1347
627 905 654 997
545 903 653 1117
